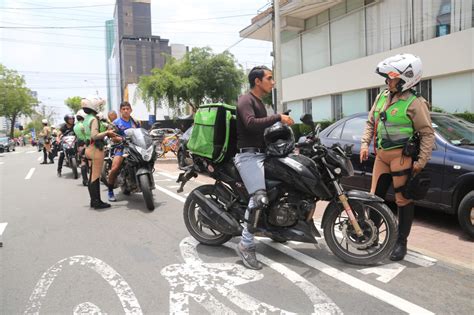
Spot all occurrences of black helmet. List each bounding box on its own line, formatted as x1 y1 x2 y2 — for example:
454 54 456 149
64 114 75 123
264 122 295 157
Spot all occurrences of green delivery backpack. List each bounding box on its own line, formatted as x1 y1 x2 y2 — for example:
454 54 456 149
187 103 237 163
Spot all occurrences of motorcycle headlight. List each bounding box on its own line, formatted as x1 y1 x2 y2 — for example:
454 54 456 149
136 146 154 162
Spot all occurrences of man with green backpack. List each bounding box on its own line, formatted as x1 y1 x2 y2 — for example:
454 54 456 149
234 66 294 270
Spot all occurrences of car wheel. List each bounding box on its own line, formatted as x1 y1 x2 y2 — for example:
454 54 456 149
457 191 474 239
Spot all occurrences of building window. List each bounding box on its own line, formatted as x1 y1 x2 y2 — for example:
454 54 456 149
331 94 343 120
303 98 312 114
367 87 380 110
414 79 432 104
436 0 451 37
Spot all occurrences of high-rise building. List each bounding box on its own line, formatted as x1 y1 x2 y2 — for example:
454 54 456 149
107 0 172 110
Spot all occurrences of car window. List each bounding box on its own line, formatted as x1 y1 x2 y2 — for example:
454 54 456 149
327 123 343 139
341 117 366 141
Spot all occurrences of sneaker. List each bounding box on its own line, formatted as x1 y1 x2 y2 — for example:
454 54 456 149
108 191 117 202
236 243 262 270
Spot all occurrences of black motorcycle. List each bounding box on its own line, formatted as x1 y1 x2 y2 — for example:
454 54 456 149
177 125 193 170
113 128 157 211
177 117 398 265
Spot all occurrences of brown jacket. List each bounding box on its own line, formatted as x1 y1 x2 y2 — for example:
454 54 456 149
361 89 435 168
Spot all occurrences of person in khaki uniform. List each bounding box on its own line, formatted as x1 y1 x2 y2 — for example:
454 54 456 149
39 119 54 164
360 53 435 261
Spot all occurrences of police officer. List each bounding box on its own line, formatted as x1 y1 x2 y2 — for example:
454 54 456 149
39 119 54 164
74 109 89 186
360 54 435 261
82 96 118 209
234 66 294 269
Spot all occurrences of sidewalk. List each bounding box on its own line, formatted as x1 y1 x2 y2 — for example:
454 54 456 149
155 159 473 271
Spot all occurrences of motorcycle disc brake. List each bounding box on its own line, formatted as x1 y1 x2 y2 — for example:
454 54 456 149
341 219 378 250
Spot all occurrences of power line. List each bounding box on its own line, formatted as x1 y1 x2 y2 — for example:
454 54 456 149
0 25 104 29
0 4 114 10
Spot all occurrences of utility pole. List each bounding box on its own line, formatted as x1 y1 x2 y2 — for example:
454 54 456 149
273 0 283 113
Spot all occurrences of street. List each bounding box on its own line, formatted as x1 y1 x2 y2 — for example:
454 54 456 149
1 146 473 314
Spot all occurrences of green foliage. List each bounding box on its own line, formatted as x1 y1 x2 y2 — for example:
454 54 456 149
431 106 445 113
138 47 244 114
0 64 37 137
453 111 474 123
64 96 82 113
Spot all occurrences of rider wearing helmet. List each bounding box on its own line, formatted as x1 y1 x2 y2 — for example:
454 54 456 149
234 66 294 270
39 119 54 164
74 109 89 186
56 114 75 177
82 96 119 209
107 101 140 202
360 53 435 261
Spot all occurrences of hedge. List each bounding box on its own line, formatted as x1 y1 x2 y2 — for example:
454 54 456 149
453 112 474 123
290 120 334 139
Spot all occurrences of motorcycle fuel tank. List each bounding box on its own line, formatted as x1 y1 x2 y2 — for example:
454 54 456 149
264 154 331 198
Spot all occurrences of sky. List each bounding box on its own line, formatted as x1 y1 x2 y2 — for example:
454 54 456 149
0 0 273 124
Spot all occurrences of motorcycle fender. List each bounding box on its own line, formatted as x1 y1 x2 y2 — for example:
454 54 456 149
321 190 384 228
135 168 152 184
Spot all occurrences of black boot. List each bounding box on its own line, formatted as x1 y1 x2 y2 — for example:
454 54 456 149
89 179 111 209
390 203 415 261
48 152 54 164
40 149 48 164
81 166 88 186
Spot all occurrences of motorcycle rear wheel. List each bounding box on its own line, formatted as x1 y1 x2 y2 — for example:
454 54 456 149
183 185 233 246
139 175 155 211
323 199 397 265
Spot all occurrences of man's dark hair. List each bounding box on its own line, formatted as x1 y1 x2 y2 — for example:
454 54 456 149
120 101 132 109
248 66 271 88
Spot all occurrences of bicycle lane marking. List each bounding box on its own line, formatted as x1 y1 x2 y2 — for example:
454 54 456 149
155 182 435 315
24 255 143 314
161 237 342 314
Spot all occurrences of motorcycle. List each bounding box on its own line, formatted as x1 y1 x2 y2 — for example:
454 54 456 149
101 140 115 186
113 128 157 211
177 116 398 265
177 126 193 170
60 133 79 179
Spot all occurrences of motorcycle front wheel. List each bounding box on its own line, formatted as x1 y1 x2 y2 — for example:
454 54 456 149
139 174 155 211
101 160 111 186
323 199 397 265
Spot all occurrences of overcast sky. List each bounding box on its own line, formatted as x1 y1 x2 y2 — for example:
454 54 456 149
0 0 273 124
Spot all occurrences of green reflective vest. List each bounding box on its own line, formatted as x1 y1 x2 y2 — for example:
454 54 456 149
73 121 87 141
83 114 108 140
374 91 416 150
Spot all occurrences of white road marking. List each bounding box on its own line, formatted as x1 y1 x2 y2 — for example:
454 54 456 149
155 185 186 203
73 302 104 314
25 168 35 180
161 237 342 314
37 156 42 161
154 178 172 182
156 184 435 314
261 240 434 315
157 171 208 185
0 161 4 165
167 185 181 189
26 150 37 154
358 263 406 283
0 222 8 247
24 255 143 314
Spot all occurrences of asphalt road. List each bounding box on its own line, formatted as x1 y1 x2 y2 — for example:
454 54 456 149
1 147 473 314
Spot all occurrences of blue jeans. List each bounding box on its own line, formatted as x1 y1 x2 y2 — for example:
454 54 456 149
234 152 266 249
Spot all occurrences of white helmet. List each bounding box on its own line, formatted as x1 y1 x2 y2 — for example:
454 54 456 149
41 119 48 124
96 112 105 121
76 109 86 120
81 95 106 113
376 53 423 92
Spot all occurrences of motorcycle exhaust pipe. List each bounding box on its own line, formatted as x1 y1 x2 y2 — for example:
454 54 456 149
192 190 242 236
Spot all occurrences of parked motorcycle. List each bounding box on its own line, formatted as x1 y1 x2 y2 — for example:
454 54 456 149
112 128 157 210
177 116 398 265
101 140 115 186
60 133 79 179
177 126 193 170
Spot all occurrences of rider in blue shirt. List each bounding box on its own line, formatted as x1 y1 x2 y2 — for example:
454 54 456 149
107 101 140 201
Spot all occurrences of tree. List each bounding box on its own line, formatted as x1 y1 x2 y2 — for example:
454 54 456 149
0 64 37 137
65 96 82 113
137 47 244 115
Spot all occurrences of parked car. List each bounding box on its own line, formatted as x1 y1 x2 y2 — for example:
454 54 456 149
318 112 474 238
0 137 16 153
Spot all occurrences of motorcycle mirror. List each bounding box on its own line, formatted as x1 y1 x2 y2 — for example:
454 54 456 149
315 123 322 139
300 113 314 126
